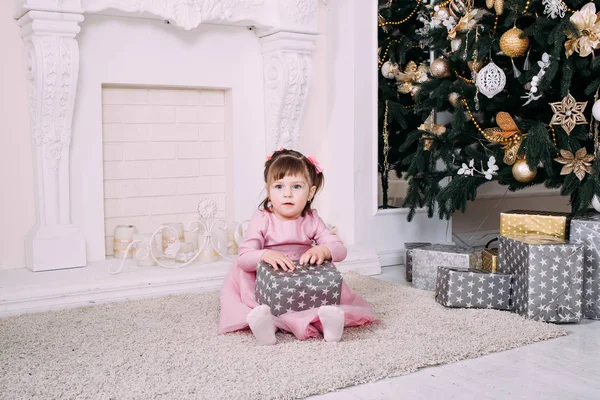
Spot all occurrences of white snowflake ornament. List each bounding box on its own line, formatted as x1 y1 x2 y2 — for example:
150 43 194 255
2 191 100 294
542 0 566 19
476 61 506 99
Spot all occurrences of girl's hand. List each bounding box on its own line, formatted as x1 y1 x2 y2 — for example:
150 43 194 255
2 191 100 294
261 250 296 272
299 245 331 266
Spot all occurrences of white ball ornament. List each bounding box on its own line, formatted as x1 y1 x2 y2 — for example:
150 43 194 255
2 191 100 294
592 100 600 121
593 195 600 212
381 61 397 80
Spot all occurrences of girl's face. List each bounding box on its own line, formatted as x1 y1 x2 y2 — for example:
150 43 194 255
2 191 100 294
267 174 316 221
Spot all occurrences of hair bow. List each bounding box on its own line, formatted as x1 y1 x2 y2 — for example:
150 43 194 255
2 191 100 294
307 155 323 174
266 147 285 161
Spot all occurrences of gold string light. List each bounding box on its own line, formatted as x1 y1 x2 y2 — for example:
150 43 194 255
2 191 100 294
379 0 422 26
548 125 558 147
378 40 401 69
561 1 575 13
462 99 486 135
455 71 474 84
383 101 391 174
521 0 532 14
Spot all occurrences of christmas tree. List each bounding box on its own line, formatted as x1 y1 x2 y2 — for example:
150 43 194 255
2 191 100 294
377 0 430 209
378 0 600 220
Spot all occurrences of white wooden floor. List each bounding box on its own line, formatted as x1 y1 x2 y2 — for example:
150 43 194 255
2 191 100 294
309 265 600 400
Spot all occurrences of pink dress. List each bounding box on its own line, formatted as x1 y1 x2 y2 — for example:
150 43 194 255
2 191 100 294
218 209 379 340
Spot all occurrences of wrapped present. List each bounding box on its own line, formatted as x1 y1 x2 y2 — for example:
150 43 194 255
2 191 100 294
404 242 431 282
571 212 600 319
255 261 342 316
412 244 482 291
499 210 571 240
498 235 584 323
481 248 499 273
435 267 512 310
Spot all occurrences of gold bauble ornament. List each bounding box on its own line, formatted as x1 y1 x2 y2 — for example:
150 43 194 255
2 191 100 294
486 0 504 15
434 6 451 20
500 27 529 58
512 158 537 182
449 92 461 107
430 57 451 78
468 60 484 73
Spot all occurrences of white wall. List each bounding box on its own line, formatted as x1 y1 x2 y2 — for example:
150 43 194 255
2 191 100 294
0 1 36 269
0 1 571 269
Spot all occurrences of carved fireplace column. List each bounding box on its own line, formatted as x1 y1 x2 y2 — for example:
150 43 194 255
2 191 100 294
17 10 86 271
260 31 317 151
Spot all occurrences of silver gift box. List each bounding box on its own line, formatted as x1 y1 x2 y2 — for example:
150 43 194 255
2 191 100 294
404 242 431 282
435 267 512 310
255 261 342 316
571 212 600 319
498 235 584 323
411 244 482 291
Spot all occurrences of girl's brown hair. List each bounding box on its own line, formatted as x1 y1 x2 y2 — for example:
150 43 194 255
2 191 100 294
261 149 324 216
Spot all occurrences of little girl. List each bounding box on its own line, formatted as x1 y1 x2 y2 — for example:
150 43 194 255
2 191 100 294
218 149 379 344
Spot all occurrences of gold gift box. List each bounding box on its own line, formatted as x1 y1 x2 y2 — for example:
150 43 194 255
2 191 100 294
499 210 571 240
481 248 498 273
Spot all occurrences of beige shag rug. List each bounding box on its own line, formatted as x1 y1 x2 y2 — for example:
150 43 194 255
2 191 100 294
0 273 566 400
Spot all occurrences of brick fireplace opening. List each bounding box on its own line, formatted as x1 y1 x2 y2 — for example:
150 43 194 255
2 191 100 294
101 86 230 256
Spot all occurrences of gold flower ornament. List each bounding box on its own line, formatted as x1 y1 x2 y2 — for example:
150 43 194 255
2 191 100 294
554 148 595 181
395 61 430 97
565 2 600 57
419 114 447 151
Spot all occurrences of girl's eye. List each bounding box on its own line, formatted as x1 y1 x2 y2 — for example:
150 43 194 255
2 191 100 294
293 184 302 189
274 184 283 189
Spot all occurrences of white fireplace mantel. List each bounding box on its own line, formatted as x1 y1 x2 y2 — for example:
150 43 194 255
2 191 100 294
14 0 320 272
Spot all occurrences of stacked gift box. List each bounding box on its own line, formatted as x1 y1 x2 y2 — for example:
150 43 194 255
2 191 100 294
494 210 587 323
435 266 512 310
421 209 600 324
570 212 600 319
411 244 482 291
497 235 583 322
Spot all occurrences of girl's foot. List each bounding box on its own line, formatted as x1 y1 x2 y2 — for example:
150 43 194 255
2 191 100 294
318 306 345 343
246 305 277 345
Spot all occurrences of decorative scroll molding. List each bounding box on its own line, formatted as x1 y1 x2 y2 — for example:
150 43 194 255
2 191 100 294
84 0 265 30
261 32 315 151
15 0 319 33
19 10 83 224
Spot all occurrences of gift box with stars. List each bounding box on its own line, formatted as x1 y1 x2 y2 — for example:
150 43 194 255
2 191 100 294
435 267 512 310
570 212 600 319
499 210 572 240
255 261 342 316
411 244 482 291
498 235 584 323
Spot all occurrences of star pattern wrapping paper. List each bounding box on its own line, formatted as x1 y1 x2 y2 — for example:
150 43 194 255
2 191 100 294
499 210 571 240
435 267 512 310
571 212 600 319
255 261 342 316
412 245 482 291
498 236 584 323
404 242 431 282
